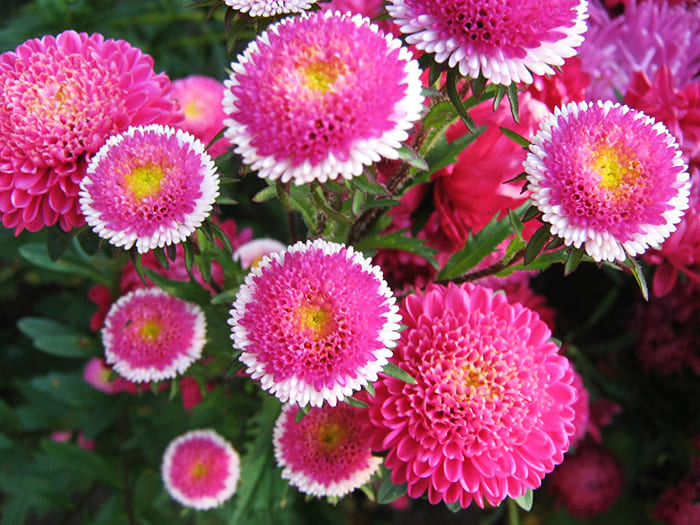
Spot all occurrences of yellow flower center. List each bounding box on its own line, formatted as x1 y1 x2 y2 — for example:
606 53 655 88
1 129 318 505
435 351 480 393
318 422 346 451
297 303 334 340
189 460 208 480
302 59 344 94
184 100 202 119
138 320 161 342
125 163 164 200
592 146 640 192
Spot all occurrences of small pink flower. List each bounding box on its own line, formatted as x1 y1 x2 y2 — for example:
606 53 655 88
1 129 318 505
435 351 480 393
367 283 577 508
233 238 286 269
387 0 588 85
654 475 700 525
0 30 178 234
80 124 219 254
223 11 424 184
230 239 401 407
83 357 124 395
103 288 206 383
525 100 691 262
171 75 231 158
161 429 240 510
548 441 625 519
273 404 382 497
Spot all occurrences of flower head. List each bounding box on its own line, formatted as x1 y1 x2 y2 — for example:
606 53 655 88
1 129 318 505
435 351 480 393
273 404 382 497
80 124 219 254
171 75 232 158
103 288 206 383
223 11 424 184
524 100 691 262
386 0 588 85
654 475 700 525
229 239 401 407
0 30 177 234
161 429 240 510
367 283 577 508
233 238 286 269
224 0 316 16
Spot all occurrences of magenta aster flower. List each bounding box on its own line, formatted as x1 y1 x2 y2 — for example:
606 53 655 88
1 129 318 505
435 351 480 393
366 283 577 508
103 288 206 383
223 11 424 184
524 100 691 262
273 403 382 497
654 475 700 525
79 124 219 254
161 429 240 510
224 0 316 16
386 0 588 85
0 30 177 234
229 239 401 407
171 75 231 158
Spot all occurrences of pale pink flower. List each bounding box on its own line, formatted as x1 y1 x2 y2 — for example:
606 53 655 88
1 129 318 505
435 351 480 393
224 0 316 17
233 238 286 269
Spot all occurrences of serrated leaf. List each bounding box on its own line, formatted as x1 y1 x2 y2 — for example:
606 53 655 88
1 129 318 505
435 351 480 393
19 243 110 285
514 489 533 511
524 224 551 265
376 476 407 504
507 83 520 124
396 144 429 171
382 362 417 384
499 127 531 148
41 439 123 489
564 246 585 276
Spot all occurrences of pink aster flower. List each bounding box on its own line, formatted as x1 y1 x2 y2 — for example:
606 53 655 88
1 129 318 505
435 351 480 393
654 475 700 525
223 11 424 184
224 0 316 16
524 100 691 262
0 30 178 234
569 369 591 447
386 0 588 86
80 124 219 254
273 404 382 497
548 441 624 519
233 238 286 269
579 0 700 100
83 357 124 395
229 239 401 407
366 282 577 508
103 288 206 383
171 75 231 158
161 429 240 510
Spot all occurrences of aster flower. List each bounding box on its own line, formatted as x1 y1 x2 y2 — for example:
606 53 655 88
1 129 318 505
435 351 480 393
229 239 401 407
233 238 286 269
0 30 177 234
79 124 219 254
654 475 700 525
386 0 588 86
224 0 316 16
548 442 624 519
569 369 591 447
366 282 577 508
103 288 206 383
161 429 240 510
222 11 424 185
524 100 691 263
273 404 382 497
171 75 232 158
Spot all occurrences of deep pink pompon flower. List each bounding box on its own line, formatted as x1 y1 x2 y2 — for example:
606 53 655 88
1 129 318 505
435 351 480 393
80 124 219 254
0 30 178 234
229 239 401 407
654 475 700 525
161 429 240 510
386 0 588 85
223 11 424 184
103 288 206 383
367 282 577 508
171 75 231 158
524 100 691 262
273 404 382 497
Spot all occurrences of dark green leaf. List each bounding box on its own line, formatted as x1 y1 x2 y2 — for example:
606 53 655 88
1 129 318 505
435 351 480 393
471 74 487 98
522 205 541 223
30 373 105 409
18 318 99 358
129 251 148 286
143 269 211 304
166 243 178 262
351 172 387 196
342 396 368 408
446 69 476 133
445 501 463 513
507 83 520 124
377 476 407 504
351 190 366 217
212 287 240 305
0 400 20 432
623 255 649 301
76 228 101 256
41 439 123 489
396 144 429 171
355 231 438 269
564 246 585 276
153 248 170 270
514 489 533 511
382 362 417 384
524 224 551 265
493 84 507 111
499 127 531 148
47 226 76 261
423 125 487 179
19 243 110 285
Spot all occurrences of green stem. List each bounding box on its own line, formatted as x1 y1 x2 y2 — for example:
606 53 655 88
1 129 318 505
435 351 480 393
507 498 520 525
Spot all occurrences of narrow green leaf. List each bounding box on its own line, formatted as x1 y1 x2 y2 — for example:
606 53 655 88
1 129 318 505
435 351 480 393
423 125 487 179
428 62 442 87
524 224 551 265
564 246 585 276
215 194 238 205
153 248 170 270
396 144 429 171
166 243 178 262
377 477 407 504
499 127 531 148
342 396 368 409
129 251 148 286
252 185 277 203
471 74 487 98
212 287 240 305
545 236 565 251
446 70 476 133
507 83 520 124
514 489 533 511
522 205 541 223
623 255 649 301
351 189 366 217
382 362 417 384
183 240 195 277
143 269 211 304
351 171 387 196
493 84 507 111
364 381 375 397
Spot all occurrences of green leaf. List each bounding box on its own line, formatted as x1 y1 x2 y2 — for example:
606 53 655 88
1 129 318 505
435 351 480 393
382 362 417 384
153 247 170 270
355 231 438 269
471 74 487 98
564 246 585 276
18 318 99 358
0 400 20 431
499 126 531 148
514 489 534 511
18 243 110 285
423 125 487 179
350 172 387 196
351 189 366 217
47 226 77 261
376 476 407 504
41 439 123 489
446 69 476 133
342 396 368 408
143 269 211 304
76 228 102 256
445 501 463 513
623 255 649 301
524 224 551 265
211 287 240 305
493 84 507 111
507 83 520 124
396 144 429 171
30 373 105 409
